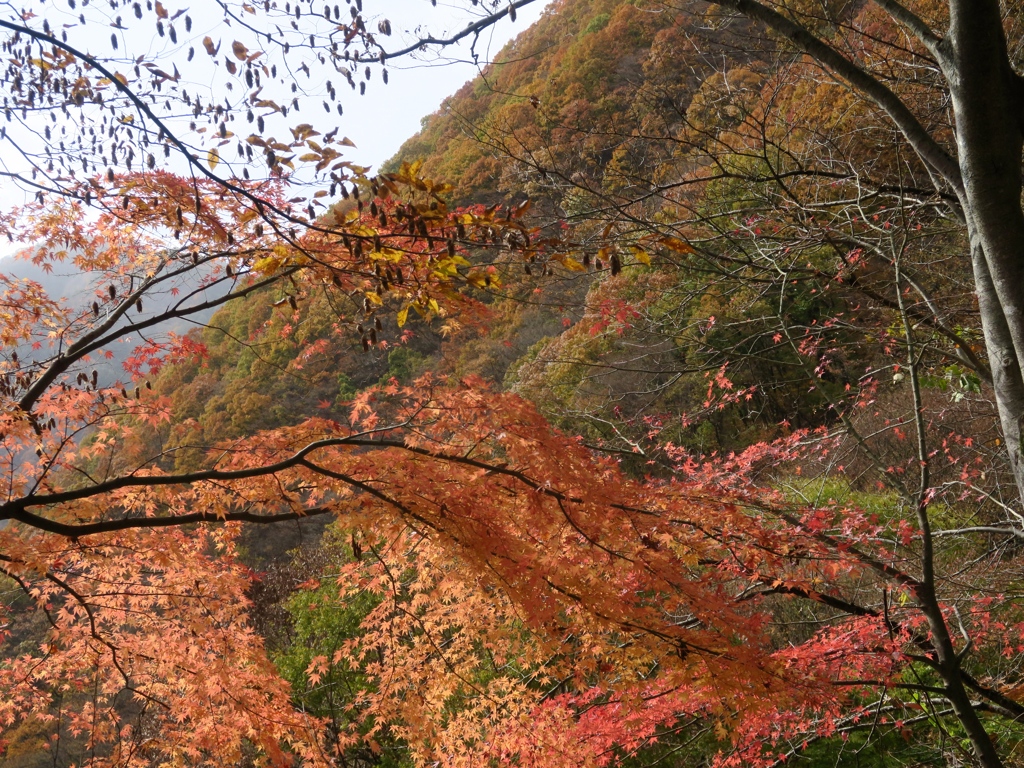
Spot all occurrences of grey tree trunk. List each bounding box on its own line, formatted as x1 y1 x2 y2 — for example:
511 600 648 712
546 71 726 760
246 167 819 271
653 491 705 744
947 0 1024 502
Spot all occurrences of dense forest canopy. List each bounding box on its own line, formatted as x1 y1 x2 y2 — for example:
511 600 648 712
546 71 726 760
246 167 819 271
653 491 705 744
0 0 1023 766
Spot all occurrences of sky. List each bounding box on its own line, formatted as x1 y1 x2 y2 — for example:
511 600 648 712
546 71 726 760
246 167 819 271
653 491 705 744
330 0 547 170
0 0 548 257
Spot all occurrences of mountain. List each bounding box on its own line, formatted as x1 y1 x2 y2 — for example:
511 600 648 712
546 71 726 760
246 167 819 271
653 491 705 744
0 252 226 388
386 0 762 205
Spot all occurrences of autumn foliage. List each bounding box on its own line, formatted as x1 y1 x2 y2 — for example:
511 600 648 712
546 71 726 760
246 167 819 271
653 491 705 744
2 0 1024 765
2 362 1022 764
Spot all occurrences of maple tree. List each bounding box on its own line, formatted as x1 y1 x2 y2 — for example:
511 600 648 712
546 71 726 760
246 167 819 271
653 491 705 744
381 0 1024 765
2 0 1024 766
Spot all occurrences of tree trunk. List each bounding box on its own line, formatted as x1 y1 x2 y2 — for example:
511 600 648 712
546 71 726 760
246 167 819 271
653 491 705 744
969 233 1024 495
947 0 1024 502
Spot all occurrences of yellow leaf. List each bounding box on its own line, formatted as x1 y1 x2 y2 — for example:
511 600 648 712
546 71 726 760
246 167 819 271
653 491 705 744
298 153 321 162
631 246 651 265
207 148 219 170
396 306 409 327
428 298 440 314
661 237 694 254
365 291 383 306
560 255 586 272
254 256 282 273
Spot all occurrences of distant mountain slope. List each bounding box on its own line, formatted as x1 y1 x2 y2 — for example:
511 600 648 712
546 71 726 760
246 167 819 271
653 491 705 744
385 0 761 205
128 0 780 470
0 253 225 387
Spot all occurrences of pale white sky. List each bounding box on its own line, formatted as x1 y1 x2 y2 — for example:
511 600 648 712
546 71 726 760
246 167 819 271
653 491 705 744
0 0 547 256
338 0 547 169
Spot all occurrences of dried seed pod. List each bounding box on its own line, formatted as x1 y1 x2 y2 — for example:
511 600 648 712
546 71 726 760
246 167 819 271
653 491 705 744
108 285 116 300
361 337 370 352
374 317 382 331
135 299 143 313
610 252 622 276
288 295 298 310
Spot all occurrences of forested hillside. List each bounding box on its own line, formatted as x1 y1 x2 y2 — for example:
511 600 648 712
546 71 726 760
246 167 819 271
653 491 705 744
2 0 1024 766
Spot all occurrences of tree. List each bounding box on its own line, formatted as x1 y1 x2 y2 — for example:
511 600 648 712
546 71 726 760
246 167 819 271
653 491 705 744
0 1 548 761
3 1 1024 766
384 0 1024 502
377 0 1024 765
